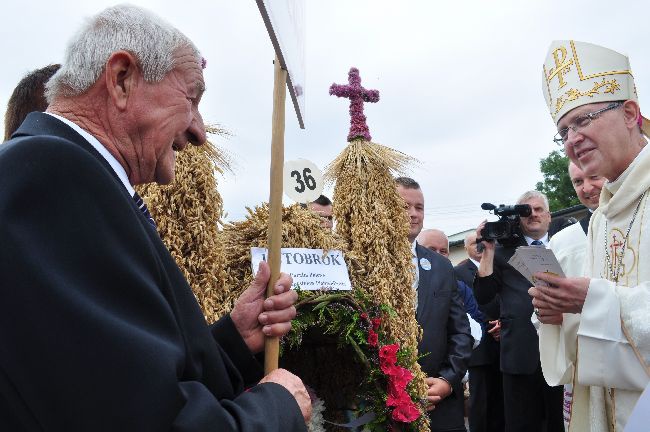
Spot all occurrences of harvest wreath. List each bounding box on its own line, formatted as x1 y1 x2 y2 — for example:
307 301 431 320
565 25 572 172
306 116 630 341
285 288 427 431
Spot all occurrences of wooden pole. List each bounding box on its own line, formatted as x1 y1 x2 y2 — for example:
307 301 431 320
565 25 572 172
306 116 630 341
264 56 287 374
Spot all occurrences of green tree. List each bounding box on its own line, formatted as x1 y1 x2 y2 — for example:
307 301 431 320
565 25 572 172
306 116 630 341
535 150 580 212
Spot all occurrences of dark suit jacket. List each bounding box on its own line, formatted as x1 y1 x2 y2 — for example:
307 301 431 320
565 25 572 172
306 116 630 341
415 245 472 431
454 259 500 368
453 259 478 291
0 113 305 431
473 237 541 375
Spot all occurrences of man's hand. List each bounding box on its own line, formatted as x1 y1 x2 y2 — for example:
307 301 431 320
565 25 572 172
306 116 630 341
230 261 297 353
487 319 501 341
260 368 312 421
475 220 495 277
528 272 590 324
425 377 452 411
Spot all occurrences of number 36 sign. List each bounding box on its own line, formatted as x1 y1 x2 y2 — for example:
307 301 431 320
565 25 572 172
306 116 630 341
282 159 324 203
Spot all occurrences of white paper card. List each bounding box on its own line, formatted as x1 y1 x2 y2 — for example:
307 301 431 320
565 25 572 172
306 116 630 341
508 246 565 286
251 247 352 291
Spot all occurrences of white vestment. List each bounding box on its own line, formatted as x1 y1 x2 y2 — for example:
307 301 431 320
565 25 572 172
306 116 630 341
542 221 587 385
540 221 586 430
550 147 650 432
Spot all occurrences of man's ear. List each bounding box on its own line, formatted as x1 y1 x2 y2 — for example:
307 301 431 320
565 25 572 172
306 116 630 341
105 51 139 110
622 100 641 130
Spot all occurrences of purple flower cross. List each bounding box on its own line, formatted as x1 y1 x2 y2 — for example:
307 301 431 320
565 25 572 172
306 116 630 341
329 67 380 142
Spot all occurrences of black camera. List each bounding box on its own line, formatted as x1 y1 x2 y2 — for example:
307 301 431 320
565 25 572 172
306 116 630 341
478 203 531 245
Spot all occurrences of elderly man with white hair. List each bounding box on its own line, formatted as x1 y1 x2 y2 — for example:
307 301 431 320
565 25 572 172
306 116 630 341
0 5 309 431
531 40 650 431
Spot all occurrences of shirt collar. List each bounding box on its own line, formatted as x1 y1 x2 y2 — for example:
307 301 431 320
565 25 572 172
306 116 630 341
469 258 480 268
524 233 549 246
45 112 135 197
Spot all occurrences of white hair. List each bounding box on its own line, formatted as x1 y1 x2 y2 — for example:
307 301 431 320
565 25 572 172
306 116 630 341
517 190 549 211
46 4 199 102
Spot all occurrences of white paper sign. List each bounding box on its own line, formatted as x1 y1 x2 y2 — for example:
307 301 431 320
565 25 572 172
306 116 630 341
283 159 324 203
255 0 306 128
508 246 566 286
251 247 352 291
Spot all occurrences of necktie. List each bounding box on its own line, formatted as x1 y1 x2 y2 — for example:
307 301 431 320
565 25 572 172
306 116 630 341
531 240 543 246
133 192 157 228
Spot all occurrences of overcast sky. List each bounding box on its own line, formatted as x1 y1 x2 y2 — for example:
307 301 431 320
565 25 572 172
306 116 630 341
2 1 649 235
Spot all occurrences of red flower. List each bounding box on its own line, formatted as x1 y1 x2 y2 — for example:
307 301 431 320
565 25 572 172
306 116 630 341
391 399 421 423
367 329 378 347
379 344 399 372
360 312 369 321
371 317 381 331
379 344 399 357
388 367 413 391
386 384 409 406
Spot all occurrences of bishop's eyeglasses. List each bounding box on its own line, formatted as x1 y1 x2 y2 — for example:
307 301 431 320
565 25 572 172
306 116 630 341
553 102 623 145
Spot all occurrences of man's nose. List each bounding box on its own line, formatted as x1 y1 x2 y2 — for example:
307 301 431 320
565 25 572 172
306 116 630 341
564 127 584 148
583 180 597 196
188 111 207 146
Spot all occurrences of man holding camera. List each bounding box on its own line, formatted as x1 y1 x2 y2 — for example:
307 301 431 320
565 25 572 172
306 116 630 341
474 191 563 432
455 232 504 432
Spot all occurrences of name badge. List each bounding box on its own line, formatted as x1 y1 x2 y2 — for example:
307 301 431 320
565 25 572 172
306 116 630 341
419 257 431 271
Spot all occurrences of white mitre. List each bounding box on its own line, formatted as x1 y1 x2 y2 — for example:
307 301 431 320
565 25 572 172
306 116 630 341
542 40 649 131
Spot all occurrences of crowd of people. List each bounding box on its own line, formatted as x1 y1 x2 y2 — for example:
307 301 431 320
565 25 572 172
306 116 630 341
1 5 648 432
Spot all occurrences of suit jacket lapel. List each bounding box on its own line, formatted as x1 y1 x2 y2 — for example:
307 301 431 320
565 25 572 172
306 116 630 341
580 212 591 235
468 260 477 276
415 244 432 319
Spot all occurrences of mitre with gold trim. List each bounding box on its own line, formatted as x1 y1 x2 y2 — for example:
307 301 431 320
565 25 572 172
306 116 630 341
543 40 643 126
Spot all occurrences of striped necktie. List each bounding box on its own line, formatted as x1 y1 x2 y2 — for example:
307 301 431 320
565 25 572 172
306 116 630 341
133 192 157 228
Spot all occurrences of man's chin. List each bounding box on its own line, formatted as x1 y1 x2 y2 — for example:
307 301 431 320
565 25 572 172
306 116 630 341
155 170 175 185
154 158 176 185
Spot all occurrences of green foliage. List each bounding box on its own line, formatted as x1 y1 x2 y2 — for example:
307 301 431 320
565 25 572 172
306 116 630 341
535 150 580 211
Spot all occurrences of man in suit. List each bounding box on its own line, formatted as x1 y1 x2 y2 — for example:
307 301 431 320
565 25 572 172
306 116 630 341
455 232 505 432
417 228 484 348
474 190 563 432
0 5 309 431
395 177 472 432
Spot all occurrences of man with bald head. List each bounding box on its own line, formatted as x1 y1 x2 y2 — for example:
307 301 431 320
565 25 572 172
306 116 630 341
417 229 449 257
417 229 484 345
0 5 309 430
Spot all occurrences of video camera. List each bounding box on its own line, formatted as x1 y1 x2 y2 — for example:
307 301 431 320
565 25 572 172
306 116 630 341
477 203 531 246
